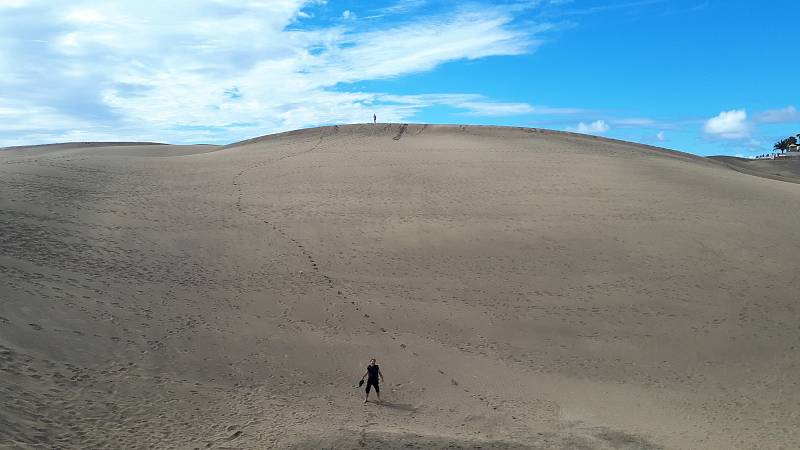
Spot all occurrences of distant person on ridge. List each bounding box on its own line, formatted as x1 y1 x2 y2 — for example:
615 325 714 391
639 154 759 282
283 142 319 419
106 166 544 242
373 113 376 124
360 358 384 403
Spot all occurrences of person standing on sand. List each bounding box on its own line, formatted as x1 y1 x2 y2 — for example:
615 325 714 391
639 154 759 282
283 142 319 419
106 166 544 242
360 358 384 403
373 113 376 124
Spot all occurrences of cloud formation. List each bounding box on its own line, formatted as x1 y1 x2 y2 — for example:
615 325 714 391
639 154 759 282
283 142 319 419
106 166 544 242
572 120 610 134
0 1 557 145
755 106 800 124
703 109 752 140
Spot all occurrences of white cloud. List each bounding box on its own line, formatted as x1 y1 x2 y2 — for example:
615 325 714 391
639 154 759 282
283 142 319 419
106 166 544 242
374 0 428 14
63 8 106 23
703 109 752 139
0 0 29 7
571 119 609 134
609 117 676 130
555 0 668 17
612 118 656 127
0 1 557 145
530 106 585 115
755 106 800 124
656 131 665 141
342 9 352 19
457 101 536 116
308 12 538 84
377 93 582 118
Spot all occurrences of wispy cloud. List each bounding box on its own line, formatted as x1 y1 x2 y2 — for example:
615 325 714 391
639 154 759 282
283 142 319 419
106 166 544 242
542 0 666 17
605 117 679 131
373 0 427 15
0 0 30 7
0 1 561 145
378 93 582 117
754 106 800 124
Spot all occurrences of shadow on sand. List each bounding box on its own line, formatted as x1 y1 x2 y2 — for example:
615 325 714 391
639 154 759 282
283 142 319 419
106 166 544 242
289 426 662 449
374 401 417 412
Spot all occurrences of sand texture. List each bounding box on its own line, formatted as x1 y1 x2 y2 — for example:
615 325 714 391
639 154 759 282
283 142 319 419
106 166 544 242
1 124 799 449
708 156 800 185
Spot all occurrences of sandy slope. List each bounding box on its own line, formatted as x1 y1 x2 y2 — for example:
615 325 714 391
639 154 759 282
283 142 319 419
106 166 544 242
1 124 799 449
708 156 800 185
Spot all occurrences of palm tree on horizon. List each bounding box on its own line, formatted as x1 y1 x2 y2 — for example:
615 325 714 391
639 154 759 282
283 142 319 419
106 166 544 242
774 138 789 154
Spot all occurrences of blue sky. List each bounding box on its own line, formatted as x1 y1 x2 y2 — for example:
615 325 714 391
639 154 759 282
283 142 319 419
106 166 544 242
0 0 797 156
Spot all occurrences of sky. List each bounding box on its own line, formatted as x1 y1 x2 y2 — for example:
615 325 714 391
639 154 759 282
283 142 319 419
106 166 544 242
0 0 798 156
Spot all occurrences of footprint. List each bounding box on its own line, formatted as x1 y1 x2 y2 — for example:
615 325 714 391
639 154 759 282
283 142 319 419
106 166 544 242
29 323 43 331
225 431 242 441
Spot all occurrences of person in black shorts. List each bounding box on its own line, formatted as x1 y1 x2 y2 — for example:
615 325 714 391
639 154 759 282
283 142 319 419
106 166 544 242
360 358 384 403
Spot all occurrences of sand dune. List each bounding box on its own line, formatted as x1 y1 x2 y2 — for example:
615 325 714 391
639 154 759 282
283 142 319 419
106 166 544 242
709 156 800 185
1 124 799 449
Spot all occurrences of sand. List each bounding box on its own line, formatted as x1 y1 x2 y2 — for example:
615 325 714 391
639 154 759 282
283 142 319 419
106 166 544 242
1 124 799 449
708 156 800 185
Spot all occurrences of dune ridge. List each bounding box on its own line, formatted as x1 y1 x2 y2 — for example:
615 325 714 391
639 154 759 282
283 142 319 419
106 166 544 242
709 155 800 184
